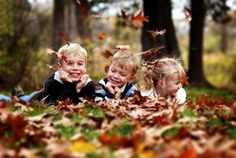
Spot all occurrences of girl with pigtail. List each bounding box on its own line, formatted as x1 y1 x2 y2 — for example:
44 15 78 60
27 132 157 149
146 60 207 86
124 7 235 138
140 57 187 104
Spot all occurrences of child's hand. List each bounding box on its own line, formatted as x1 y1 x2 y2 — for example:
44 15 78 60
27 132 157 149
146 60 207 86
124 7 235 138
76 74 89 93
105 82 115 94
105 82 121 99
59 69 73 82
114 87 121 99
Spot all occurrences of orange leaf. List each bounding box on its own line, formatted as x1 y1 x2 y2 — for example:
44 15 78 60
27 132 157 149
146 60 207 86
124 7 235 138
178 144 197 158
131 10 149 28
98 32 106 40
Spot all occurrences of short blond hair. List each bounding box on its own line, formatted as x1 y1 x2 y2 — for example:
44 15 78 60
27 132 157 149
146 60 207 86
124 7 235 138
141 57 186 90
110 45 139 75
57 43 87 63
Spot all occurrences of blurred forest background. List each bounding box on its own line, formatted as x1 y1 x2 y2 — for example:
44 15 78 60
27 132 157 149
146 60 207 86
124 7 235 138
1 0 236 95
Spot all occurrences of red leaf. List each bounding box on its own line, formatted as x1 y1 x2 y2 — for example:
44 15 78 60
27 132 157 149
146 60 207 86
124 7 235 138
131 10 149 28
177 144 197 158
58 32 70 45
154 114 171 125
7 114 28 138
180 75 189 86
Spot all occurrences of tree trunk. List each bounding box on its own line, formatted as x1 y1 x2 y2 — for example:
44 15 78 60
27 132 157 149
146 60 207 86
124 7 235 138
74 0 91 39
51 0 65 63
188 0 211 86
141 0 180 61
64 1 78 42
220 24 228 53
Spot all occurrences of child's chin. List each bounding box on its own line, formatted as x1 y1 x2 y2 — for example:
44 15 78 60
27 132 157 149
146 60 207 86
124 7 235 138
71 78 80 82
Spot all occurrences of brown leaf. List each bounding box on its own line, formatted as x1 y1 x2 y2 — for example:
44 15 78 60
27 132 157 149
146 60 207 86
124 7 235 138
142 46 164 58
121 9 129 20
105 65 109 73
147 29 166 40
75 0 80 5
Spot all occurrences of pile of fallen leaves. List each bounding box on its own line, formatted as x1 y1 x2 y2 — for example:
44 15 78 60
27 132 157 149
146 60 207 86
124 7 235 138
0 92 236 158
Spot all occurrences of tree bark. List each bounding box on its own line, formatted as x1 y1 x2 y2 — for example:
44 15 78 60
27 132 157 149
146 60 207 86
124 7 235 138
141 0 180 61
52 0 65 52
188 0 211 86
220 24 228 53
74 0 91 39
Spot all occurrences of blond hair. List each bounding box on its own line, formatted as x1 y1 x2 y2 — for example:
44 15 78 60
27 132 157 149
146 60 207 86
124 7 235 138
140 57 186 90
57 43 87 63
110 45 139 75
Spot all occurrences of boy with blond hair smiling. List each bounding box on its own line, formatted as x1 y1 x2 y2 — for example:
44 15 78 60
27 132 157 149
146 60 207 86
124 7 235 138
94 45 139 103
38 43 95 104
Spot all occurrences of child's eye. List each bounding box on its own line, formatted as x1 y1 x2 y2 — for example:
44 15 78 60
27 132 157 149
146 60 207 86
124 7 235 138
66 61 74 65
120 73 126 77
110 68 116 73
77 62 84 66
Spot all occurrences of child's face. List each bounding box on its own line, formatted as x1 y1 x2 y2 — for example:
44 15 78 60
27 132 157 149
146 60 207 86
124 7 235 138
107 64 135 88
158 73 182 97
58 53 86 82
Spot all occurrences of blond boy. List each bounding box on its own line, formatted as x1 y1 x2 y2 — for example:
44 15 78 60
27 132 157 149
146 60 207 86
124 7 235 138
34 43 95 105
94 45 139 103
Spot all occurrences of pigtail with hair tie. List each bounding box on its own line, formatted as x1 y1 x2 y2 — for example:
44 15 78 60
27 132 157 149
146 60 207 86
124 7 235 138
140 60 156 90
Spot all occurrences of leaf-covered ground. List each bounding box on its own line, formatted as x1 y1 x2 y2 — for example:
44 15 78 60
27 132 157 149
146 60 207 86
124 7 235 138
0 91 236 158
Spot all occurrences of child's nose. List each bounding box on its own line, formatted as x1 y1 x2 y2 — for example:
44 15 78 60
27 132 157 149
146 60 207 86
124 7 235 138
72 64 79 69
113 72 119 78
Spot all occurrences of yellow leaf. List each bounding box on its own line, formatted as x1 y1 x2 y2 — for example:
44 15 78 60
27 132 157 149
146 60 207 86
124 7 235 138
69 140 96 153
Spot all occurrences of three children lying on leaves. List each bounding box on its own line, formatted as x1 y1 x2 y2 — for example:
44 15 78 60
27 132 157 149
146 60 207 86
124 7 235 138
0 43 187 105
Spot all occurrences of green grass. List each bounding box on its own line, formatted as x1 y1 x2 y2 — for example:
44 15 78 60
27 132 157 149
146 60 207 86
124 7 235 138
185 86 236 103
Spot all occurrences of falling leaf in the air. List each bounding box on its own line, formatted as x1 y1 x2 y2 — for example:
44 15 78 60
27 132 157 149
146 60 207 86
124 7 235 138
58 32 70 45
131 10 149 28
98 32 106 41
184 6 192 22
101 50 113 58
